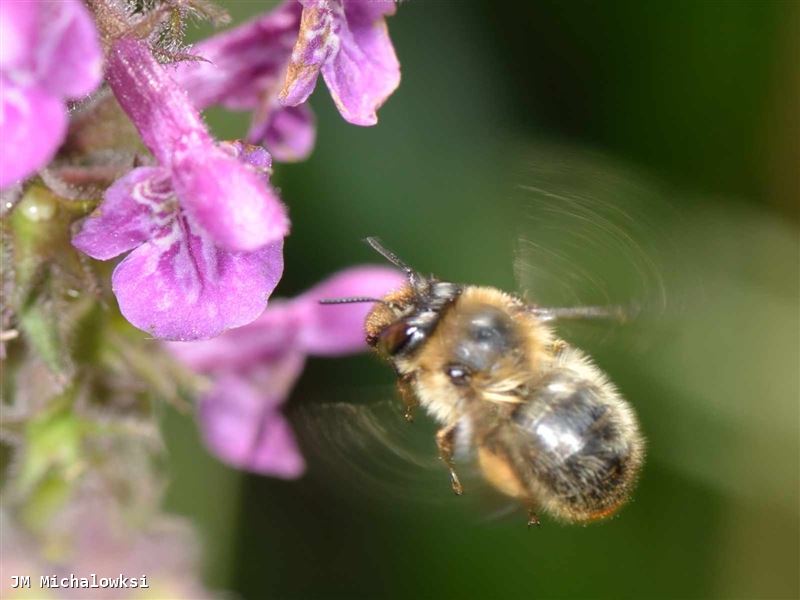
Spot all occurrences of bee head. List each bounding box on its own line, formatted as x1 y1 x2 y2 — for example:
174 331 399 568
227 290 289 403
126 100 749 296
360 237 461 359
320 237 461 359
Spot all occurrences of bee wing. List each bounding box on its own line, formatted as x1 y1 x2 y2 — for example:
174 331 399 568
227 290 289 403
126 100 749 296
511 143 684 331
289 388 462 505
288 387 511 515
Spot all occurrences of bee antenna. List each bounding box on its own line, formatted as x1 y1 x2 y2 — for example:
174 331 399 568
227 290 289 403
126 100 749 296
319 297 387 305
363 236 426 292
363 237 414 274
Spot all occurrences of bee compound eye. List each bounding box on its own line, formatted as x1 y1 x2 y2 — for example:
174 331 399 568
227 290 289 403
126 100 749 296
377 321 425 356
446 364 471 386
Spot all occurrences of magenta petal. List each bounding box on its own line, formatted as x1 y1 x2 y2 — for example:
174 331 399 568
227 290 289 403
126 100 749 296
112 222 283 341
199 370 306 478
295 265 405 355
108 38 210 166
279 1 338 107
0 83 66 188
172 3 316 164
0 1 36 70
245 407 306 477
72 167 172 260
250 103 316 162
166 302 299 372
37 0 103 98
320 0 400 126
174 1 301 111
0 1 101 189
171 144 288 252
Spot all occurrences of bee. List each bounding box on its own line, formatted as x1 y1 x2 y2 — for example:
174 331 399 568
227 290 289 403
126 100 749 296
323 237 645 525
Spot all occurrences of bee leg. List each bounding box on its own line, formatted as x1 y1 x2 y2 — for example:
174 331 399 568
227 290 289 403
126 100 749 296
398 375 418 422
527 506 542 528
436 424 463 496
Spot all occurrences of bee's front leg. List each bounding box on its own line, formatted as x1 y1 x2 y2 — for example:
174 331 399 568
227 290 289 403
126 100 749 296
436 423 463 496
397 374 418 422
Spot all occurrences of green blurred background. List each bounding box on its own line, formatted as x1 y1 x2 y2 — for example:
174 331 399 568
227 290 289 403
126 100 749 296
167 2 799 598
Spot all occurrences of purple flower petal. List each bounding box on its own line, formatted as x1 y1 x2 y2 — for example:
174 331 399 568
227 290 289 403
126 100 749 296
174 1 301 111
166 302 300 372
0 0 102 189
0 82 66 189
250 103 316 162
244 405 306 477
279 1 337 108
0 1 36 70
112 222 283 341
71 38 290 340
107 38 211 166
281 0 400 126
109 38 288 252
173 1 317 162
295 265 404 355
200 368 306 478
321 0 400 126
168 265 405 478
72 167 173 260
36 0 103 98
171 143 289 252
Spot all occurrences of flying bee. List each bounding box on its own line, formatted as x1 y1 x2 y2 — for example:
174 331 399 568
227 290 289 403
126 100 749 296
323 237 645 525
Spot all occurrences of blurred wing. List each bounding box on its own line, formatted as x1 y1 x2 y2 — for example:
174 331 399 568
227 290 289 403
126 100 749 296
512 143 685 323
288 386 513 516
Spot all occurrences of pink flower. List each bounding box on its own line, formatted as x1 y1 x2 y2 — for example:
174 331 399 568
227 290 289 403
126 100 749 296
173 0 400 161
168 266 404 477
281 0 401 126
0 0 103 189
73 39 287 341
173 1 316 162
